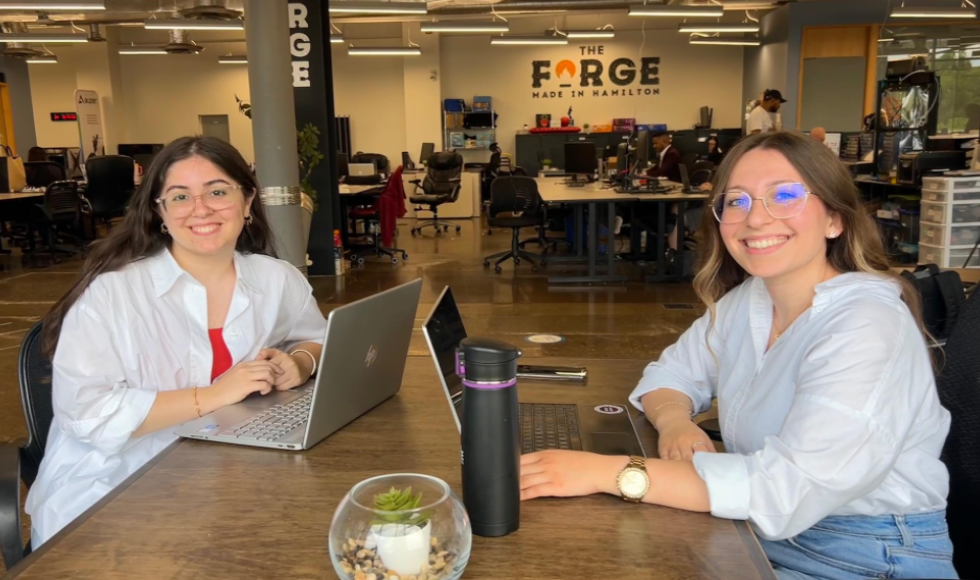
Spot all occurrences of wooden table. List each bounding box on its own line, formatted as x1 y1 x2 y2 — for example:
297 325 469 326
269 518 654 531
5 357 775 580
534 178 708 284
0 192 43 202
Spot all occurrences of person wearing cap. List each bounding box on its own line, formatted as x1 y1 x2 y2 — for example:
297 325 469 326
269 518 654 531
748 89 787 135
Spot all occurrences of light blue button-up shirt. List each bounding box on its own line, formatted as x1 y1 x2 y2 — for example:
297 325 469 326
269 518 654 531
630 272 950 541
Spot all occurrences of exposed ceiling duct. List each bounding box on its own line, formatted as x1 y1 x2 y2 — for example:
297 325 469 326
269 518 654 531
162 29 204 54
0 22 44 57
179 0 242 21
88 22 104 41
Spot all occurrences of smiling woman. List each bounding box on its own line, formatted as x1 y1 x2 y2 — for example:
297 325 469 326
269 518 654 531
520 132 958 580
27 136 328 547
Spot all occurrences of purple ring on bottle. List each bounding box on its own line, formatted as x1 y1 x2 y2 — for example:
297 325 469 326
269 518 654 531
462 378 517 390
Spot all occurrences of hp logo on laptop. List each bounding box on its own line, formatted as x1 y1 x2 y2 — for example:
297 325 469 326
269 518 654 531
365 345 378 368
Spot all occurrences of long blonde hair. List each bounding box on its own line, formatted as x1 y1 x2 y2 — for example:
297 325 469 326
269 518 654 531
692 131 927 338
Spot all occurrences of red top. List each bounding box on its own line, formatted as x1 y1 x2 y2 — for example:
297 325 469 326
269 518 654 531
209 328 233 383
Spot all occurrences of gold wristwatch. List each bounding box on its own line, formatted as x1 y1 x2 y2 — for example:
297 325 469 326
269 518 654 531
616 456 650 502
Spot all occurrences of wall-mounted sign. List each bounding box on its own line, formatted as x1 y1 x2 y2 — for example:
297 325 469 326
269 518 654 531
50 112 77 122
531 45 661 100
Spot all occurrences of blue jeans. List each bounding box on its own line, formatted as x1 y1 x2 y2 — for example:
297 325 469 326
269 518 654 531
759 511 958 580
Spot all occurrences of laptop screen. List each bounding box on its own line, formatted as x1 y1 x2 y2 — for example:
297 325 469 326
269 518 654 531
423 286 467 406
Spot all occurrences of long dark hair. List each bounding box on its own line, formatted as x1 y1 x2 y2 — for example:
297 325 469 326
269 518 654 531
692 131 927 341
42 136 277 358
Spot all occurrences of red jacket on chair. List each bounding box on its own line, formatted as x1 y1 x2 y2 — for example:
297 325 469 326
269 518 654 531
378 165 407 246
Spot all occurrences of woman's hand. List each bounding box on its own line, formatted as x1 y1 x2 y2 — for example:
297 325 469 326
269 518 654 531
520 450 627 501
208 360 283 407
657 417 716 461
255 348 312 390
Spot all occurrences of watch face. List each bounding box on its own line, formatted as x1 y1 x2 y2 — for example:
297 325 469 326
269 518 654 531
620 469 648 498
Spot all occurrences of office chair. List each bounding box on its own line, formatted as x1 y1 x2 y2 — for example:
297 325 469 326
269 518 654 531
483 176 545 273
690 161 715 187
681 152 699 171
24 161 66 189
409 151 464 236
347 165 409 265
933 286 980 578
36 181 85 262
1 322 51 569
84 155 135 230
351 152 390 177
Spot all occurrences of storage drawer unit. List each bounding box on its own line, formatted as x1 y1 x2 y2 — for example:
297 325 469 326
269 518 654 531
919 221 980 248
919 200 980 225
918 242 980 268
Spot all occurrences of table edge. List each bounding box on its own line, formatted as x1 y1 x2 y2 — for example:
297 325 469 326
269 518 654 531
2 439 182 580
734 520 778 580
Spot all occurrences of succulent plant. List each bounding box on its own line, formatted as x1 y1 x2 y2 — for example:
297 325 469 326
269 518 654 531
372 487 432 528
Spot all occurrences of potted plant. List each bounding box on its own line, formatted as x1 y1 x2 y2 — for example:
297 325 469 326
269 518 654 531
542 158 553 171
367 486 433 575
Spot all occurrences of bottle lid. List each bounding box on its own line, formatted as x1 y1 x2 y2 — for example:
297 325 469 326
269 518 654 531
459 337 521 365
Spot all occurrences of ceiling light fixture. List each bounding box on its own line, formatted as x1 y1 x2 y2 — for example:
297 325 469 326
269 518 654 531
629 6 724 17
118 46 168 55
144 19 244 31
491 35 568 45
330 33 344 43
329 1 427 15
678 23 761 33
0 0 105 9
689 37 761 46
0 33 87 43
420 21 510 33
26 56 58 63
566 29 616 38
348 46 422 55
218 55 247 64
890 7 976 18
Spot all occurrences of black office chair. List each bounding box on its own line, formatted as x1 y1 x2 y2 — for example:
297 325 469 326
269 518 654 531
690 160 715 187
84 155 135 230
351 152 390 177
681 152 699 171
37 181 85 260
1 321 52 569
483 176 545 273
933 286 980 578
24 162 66 189
409 151 464 236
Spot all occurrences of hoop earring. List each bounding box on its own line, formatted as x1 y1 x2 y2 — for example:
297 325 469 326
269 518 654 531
160 223 169 235
245 215 254 226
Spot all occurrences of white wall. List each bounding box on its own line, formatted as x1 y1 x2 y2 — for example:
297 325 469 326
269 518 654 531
440 31 744 156
29 56 80 148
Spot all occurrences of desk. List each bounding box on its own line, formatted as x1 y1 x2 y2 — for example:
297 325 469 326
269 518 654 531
5 357 775 580
0 192 43 202
535 178 708 284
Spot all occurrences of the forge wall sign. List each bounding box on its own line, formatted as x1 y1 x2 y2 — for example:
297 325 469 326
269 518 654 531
531 45 661 100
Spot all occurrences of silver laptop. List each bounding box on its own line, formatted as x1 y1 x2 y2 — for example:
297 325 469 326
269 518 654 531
422 285 647 457
349 163 377 177
175 278 423 451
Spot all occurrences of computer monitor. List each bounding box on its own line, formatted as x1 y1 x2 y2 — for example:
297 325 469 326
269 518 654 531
634 131 651 166
420 142 435 165
564 141 598 175
118 144 164 171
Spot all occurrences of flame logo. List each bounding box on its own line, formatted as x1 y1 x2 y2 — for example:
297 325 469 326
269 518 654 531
556 59 577 80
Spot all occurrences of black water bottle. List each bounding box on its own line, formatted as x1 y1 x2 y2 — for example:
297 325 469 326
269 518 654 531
457 337 521 537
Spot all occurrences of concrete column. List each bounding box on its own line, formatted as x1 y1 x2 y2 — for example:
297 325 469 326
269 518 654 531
245 0 306 274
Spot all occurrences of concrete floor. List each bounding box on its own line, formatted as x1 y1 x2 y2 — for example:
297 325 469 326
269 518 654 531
0 217 702 570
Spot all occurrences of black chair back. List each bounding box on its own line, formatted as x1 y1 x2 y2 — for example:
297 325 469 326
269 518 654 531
423 151 464 200
24 161 66 188
351 152 390 176
489 176 541 217
18 321 53 488
85 155 135 218
690 160 715 187
43 180 81 223
681 152 699 170
935 288 980 579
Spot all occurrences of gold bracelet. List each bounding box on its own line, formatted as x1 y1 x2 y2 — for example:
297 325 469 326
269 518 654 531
290 349 317 377
193 386 202 418
651 401 694 416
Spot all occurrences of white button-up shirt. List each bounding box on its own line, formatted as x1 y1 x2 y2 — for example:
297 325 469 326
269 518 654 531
629 272 950 541
26 250 327 545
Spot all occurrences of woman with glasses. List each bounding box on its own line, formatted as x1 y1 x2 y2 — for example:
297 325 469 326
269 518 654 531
519 132 956 579
26 136 327 546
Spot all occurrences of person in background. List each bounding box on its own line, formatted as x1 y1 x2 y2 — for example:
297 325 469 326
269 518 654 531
647 131 682 183
519 132 956 580
26 136 328 547
747 89 787 134
27 147 49 162
809 127 827 144
706 136 725 166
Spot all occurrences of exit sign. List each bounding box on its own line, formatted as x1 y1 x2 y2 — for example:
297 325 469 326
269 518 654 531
50 112 77 122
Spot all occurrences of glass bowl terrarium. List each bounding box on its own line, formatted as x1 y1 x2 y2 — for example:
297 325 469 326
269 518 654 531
329 474 471 580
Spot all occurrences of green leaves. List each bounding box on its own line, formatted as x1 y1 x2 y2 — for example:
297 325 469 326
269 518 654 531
297 123 325 208
371 486 432 528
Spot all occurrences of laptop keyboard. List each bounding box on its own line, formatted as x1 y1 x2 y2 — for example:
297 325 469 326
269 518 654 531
221 393 313 441
518 403 583 453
